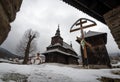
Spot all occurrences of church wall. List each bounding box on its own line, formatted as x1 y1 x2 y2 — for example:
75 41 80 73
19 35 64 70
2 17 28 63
51 36 63 45
68 56 79 65
56 54 68 64
44 52 79 64
45 52 68 64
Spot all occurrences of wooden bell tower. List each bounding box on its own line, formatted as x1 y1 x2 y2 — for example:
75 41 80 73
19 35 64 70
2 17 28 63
77 31 111 68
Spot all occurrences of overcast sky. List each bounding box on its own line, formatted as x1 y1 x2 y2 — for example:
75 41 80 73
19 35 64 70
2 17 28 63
1 0 120 55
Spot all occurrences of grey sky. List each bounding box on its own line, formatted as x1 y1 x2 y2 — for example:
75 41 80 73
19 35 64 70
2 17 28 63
1 0 120 55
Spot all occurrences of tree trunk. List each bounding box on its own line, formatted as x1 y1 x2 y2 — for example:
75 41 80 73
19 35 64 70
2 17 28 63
22 43 30 64
22 40 32 64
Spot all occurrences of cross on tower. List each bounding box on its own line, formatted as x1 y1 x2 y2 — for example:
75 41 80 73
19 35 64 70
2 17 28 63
70 18 97 67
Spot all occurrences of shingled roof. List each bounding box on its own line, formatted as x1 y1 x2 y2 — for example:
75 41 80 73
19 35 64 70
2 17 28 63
84 31 107 38
76 30 107 44
48 42 74 51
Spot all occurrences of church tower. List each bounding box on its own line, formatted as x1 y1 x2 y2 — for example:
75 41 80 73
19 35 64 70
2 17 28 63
51 25 63 45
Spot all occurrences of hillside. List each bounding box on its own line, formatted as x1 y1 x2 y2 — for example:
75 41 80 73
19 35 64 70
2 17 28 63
0 47 18 58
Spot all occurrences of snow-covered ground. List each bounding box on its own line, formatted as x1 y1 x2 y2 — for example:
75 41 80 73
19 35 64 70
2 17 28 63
0 63 120 82
111 62 120 68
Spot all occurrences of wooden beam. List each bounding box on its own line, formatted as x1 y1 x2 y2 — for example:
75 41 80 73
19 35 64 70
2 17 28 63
76 20 87 26
70 23 96 32
82 23 97 29
70 27 80 32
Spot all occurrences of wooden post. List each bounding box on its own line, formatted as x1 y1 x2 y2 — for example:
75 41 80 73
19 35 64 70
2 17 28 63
79 19 88 67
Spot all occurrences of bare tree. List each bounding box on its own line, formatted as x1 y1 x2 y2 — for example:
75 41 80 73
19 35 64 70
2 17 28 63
16 29 39 64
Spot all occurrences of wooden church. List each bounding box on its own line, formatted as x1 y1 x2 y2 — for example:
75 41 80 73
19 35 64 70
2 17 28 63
43 27 79 64
76 31 111 68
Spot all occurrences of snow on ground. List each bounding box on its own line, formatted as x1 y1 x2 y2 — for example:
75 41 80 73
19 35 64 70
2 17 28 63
0 63 120 82
111 62 120 68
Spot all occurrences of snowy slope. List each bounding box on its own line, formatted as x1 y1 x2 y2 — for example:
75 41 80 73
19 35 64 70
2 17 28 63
0 63 120 82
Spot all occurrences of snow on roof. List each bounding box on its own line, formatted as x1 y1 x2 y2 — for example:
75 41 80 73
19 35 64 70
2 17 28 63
48 42 74 51
63 42 74 51
43 49 78 58
84 31 106 38
48 43 61 47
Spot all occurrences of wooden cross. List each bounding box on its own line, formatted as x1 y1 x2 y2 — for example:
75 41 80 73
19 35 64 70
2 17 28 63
70 18 97 67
